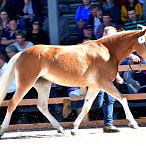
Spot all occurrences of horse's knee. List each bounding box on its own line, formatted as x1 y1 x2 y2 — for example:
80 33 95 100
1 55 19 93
81 105 90 116
37 104 47 113
84 100 94 112
7 100 17 112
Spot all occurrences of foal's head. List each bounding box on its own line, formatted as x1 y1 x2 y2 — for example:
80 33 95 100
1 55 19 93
96 25 146 62
133 25 146 59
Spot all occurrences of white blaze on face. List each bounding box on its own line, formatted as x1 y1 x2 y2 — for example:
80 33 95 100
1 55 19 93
137 24 146 44
138 36 145 44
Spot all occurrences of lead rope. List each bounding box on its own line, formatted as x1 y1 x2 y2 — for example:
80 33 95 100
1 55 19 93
128 59 142 73
123 59 142 82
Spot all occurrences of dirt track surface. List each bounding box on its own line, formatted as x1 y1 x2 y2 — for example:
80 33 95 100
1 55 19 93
0 127 145 146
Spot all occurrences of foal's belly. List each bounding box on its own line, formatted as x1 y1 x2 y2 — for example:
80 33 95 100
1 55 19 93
41 72 97 87
41 74 83 87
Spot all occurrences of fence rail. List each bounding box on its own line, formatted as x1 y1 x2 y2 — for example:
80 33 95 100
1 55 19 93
1 64 146 131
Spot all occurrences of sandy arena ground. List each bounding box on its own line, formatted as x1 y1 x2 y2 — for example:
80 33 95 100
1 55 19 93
0 126 146 146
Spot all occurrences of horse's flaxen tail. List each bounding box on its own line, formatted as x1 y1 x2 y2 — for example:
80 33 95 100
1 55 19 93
0 52 22 105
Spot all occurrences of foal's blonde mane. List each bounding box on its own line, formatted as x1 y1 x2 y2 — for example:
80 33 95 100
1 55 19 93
98 30 142 44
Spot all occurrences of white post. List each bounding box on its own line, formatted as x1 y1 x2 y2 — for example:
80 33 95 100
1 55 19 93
47 0 59 45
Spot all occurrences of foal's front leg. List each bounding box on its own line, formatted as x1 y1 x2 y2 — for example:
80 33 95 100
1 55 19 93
102 82 139 129
71 88 100 135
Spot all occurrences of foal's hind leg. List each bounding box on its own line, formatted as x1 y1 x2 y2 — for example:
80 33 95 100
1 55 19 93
34 79 65 133
0 85 33 137
71 88 100 135
102 81 138 129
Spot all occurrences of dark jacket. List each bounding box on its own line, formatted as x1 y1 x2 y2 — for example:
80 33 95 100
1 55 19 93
5 0 42 20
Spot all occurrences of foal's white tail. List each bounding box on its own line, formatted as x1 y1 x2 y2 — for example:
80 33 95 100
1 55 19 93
0 52 22 105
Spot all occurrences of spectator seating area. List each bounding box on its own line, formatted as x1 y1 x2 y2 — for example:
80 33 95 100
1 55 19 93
58 0 99 44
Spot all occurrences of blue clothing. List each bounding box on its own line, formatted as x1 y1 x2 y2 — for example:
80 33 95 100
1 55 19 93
74 5 91 23
68 87 80 96
0 29 17 55
120 57 131 65
74 4 91 39
92 91 115 126
102 2 121 25
70 89 115 126
68 87 82 109
103 93 115 126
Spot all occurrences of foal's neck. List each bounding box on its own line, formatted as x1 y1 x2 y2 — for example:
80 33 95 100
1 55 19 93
102 31 140 65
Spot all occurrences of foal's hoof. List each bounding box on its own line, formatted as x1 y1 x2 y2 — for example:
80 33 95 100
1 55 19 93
128 123 139 129
57 127 65 134
0 130 4 138
71 129 78 135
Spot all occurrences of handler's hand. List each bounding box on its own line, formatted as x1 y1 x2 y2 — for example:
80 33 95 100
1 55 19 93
129 54 141 62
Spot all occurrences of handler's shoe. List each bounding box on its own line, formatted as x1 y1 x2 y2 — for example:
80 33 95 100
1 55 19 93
103 125 120 133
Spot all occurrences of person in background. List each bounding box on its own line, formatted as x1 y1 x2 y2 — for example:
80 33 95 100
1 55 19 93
123 8 146 30
122 9 146 93
0 19 18 57
5 44 19 60
0 10 9 56
82 24 95 41
12 30 33 52
95 12 116 39
26 18 49 45
18 0 42 30
58 14 70 45
74 0 91 39
121 0 143 23
1 45 18 97
0 10 9 35
100 0 121 25
89 3 102 39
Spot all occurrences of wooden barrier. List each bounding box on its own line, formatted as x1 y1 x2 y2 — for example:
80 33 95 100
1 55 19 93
1 64 146 131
